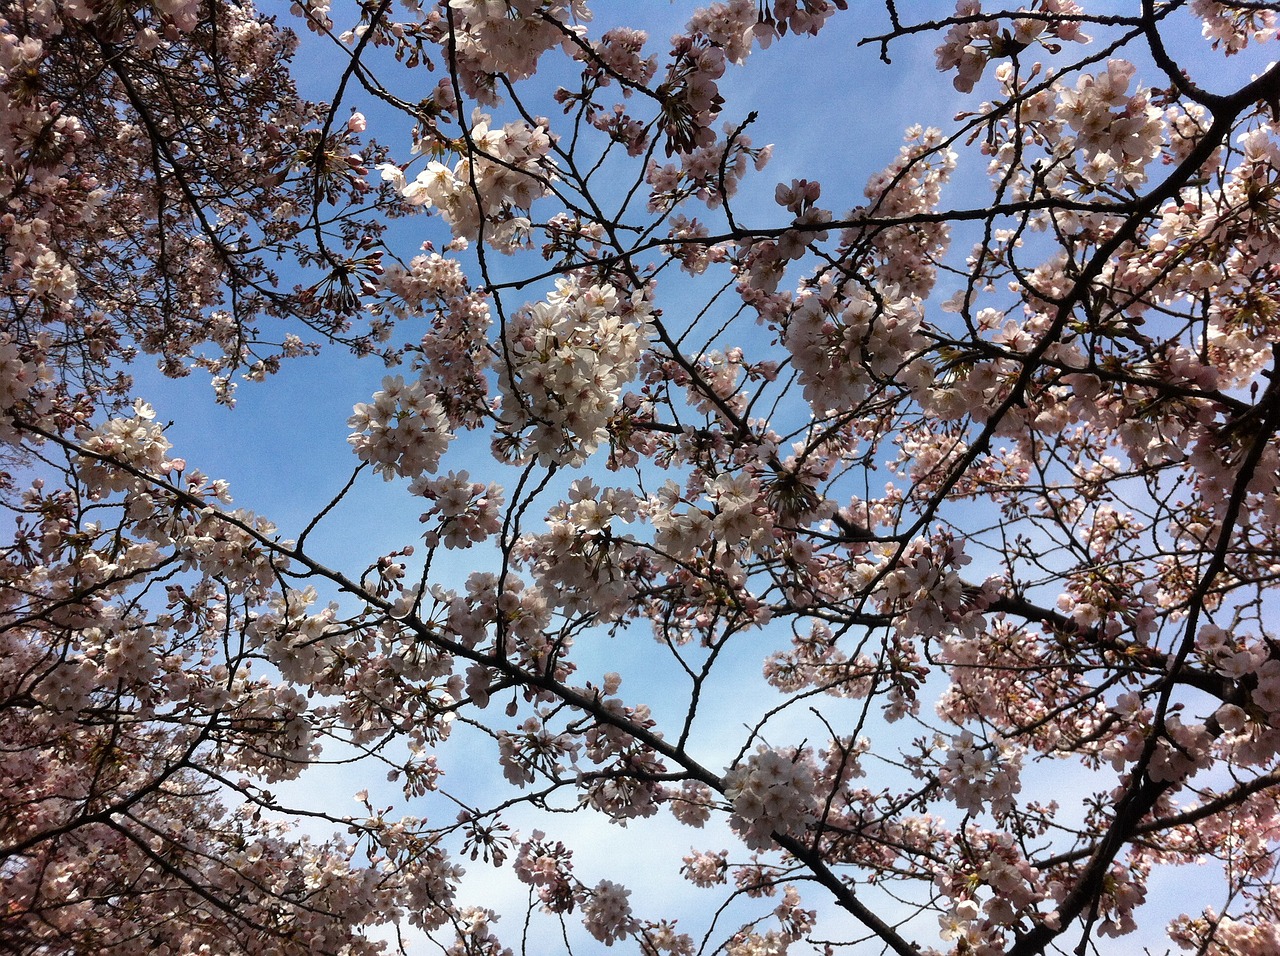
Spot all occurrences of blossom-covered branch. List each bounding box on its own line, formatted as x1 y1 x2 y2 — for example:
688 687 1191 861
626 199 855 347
6 2 1280 955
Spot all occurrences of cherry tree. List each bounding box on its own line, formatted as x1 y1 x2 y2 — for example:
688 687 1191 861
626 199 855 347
3 1 1280 954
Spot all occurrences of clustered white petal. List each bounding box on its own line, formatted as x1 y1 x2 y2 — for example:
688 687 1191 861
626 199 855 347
582 879 637 946
498 279 651 466
348 374 453 480
723 746 820 851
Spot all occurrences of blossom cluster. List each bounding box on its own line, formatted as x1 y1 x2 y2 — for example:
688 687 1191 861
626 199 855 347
348 374 453 479
1057 59 1164 187
379 116 553 250
448 0 591 95
582 879 638 946
497 278 652 466
938 730 1025 816
76 400 183 497
723 747 820 851
0 334 51 440
412 470 504 549
934 0 1088 93
517 478 640 619
783 280 927 416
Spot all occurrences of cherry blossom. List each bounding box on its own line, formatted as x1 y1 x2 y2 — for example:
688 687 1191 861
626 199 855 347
7 1 1280 955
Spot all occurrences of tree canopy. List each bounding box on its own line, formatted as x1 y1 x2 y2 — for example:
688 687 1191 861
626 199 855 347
4 1 1280 954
